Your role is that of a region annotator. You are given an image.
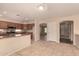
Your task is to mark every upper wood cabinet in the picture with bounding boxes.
[26,24,34,30]
[23,24,27,29]
[7,22,16,27]
[8,22,23,29]
[0,21,7,29]
[0,21,34,29]
[0,21,22,29]
[22,24,34,30]
[16,23,23,29]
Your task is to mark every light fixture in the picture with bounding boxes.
[0,11,7,17]
[39,5,44,11]
[3,11,7,14]
[38,3,47,11]
[0,14,2,16]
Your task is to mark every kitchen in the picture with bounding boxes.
[0,20,34,39]
[0,20,34,55]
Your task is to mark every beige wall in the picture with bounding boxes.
[32,19,59,42]
[47,22,59,42]
[51,15,79,45]
[33,15,79,46]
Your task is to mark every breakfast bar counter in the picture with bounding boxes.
[0,34,31,56]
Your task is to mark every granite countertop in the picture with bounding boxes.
[0,33,31,39]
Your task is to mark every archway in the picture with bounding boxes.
[40,23,47,40]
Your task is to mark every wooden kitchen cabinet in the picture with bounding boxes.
[0,21,22,29]
[0,21,34,29]
[16,23,23,29]
[7,22,16,27]
[21,24,34,30]
[7,22,22,29]
[23,24,27,29]
[26,24,34,30]
[0,21,7,29]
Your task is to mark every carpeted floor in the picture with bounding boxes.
[11,40,79,56]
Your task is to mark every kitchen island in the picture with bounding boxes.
[0,34,31,56]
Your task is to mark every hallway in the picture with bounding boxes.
[11,40,79,56]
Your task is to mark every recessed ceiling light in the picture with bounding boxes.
[39,5,44,11]
[3,11,7,14]
[38,3,47,11]
[0,14,2,16]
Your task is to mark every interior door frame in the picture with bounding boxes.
[59,20,74,44]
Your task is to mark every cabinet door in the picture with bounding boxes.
[27,24,34,30]
[23,24,27,29]
[16,24,22,29]
[8,22,16,27]
[0,21,7,29]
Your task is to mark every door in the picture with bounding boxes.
[60,21,73,44]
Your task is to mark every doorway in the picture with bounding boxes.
[60,21,73,44]
[40,23,47,40]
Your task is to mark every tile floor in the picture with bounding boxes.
[10,40,79,56]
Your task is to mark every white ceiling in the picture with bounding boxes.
[0,3,79,21]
